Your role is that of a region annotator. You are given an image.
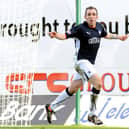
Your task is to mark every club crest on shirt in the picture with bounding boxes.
[86,31,91,35]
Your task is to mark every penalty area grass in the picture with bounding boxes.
[0,125,128,129]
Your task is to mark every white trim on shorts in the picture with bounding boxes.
[73,59,96,81]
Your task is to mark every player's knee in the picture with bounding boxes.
[69,79,82,93]
[94,79,102,90]
[68,86,79,94]
[97,82,102,90]
[93,81,102,93]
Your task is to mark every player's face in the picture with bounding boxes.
[85,9,98,28]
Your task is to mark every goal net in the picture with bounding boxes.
[0,0,40,126]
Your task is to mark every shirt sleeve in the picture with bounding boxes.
[65,25,81,39]
[101,24,108,37]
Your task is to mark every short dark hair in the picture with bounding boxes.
[85,6,98,16]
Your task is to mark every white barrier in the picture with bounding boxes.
[0,0,129,96]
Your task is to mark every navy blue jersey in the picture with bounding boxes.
[65,21,107,64]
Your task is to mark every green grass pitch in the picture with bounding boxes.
[0,125,128,129]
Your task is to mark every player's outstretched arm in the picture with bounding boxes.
[48,32,67,40]
[104,33,129,41]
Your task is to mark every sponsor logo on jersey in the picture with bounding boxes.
[88,37,100,44]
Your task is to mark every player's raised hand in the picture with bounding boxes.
[48,32,57,38]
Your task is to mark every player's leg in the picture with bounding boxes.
[50,79,82,110]
[45,73,83,124]
[88,73,103,125]
[75,60,103,125]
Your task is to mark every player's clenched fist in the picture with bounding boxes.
[48,32,57,38]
